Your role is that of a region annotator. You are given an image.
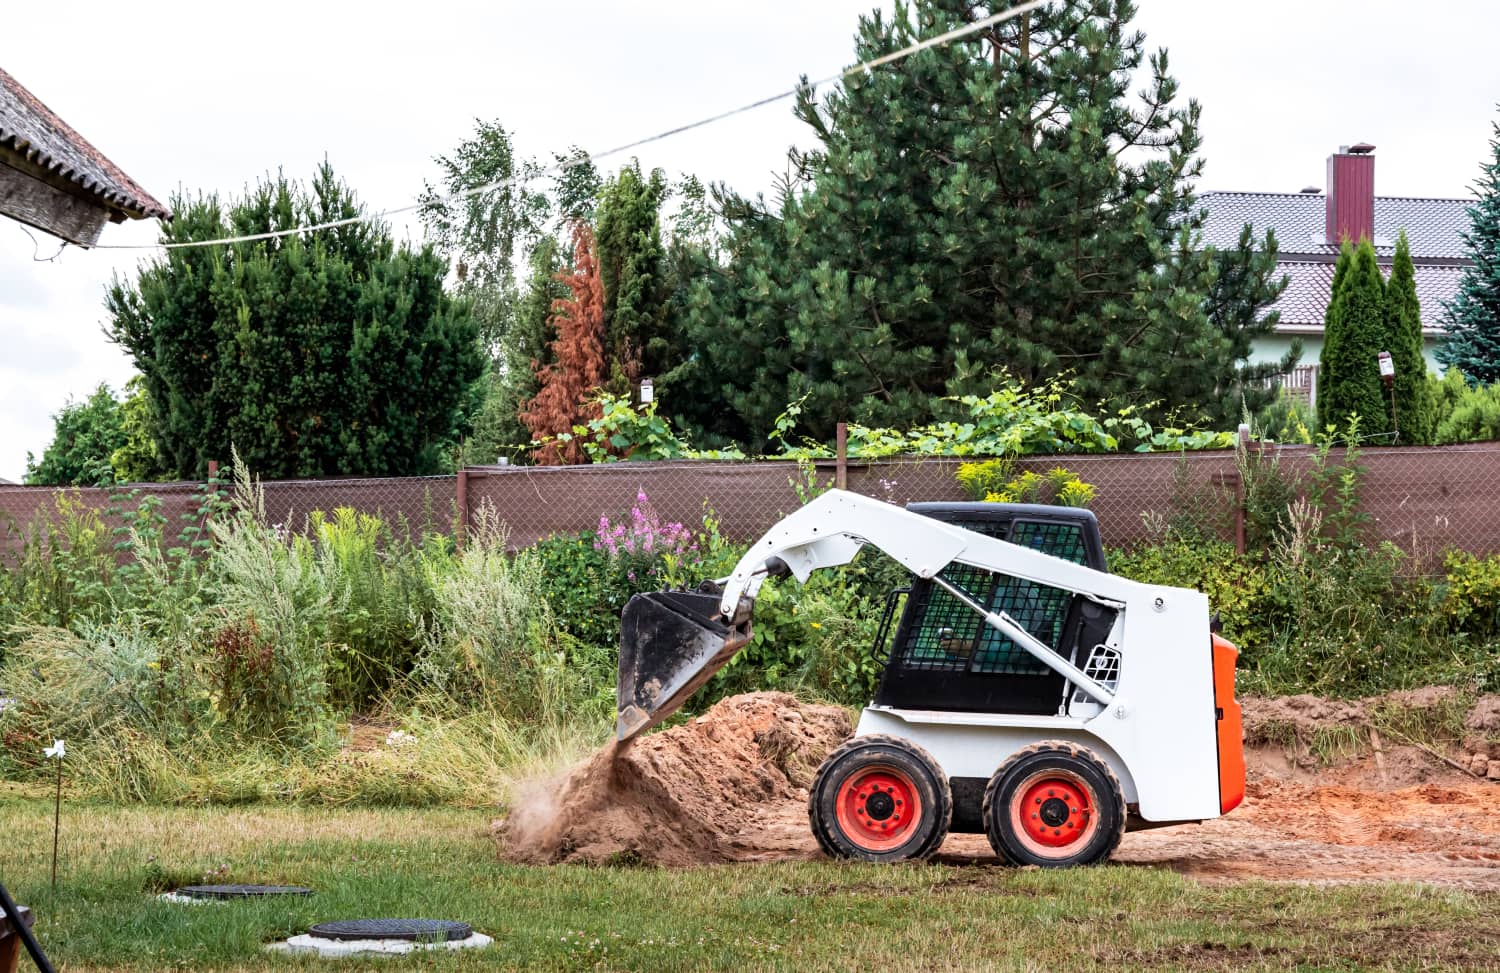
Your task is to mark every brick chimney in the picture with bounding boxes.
[1325,143,1376,245]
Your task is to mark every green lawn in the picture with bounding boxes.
[1,794,1495,972]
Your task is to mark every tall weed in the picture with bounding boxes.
[415,506,601,722]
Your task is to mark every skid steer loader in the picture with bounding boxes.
[616,490,1245,866]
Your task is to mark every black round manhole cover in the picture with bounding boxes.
[176,884,313,900]
[308,919,473,942]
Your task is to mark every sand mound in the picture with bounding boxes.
[494,692,851,866]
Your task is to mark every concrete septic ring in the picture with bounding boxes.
[158,884,313,905]
[270,918,492,957]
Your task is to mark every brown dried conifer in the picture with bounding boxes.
[521,222,606,464]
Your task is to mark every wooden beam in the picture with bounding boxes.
[0,160,109,246]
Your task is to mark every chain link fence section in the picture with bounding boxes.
[0,476,458,563]
[0,481,212,563]
[465,461,818,548]
[5,444,1500,566]
[464,455,1191,549]
[258,475,458,541]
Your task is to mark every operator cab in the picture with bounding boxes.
[870,502,1117,718]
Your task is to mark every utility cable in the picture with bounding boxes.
[94,1,1048,252]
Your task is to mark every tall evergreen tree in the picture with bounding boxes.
[1385,230,1432,442]
[1439,118,1500,384]
[108,164,483,479]
[680,0,1285,448]
[1317,242,1354,430]
[594,161,673,386]
[1318,240,1391,434]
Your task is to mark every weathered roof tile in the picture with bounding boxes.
[0,66,169,221]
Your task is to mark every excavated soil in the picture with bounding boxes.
[494,690,1500,889]
[495,692,850,866]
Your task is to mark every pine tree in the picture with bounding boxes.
[521,224,607,464]
[1205,225,1297,413]
[1439,118,1500,384]
[680,0,1286,447]
[1385,230,1432,442]
[108,163,483,479]
[1318,240,1391,435]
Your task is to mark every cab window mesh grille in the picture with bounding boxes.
[899,565,1067,676]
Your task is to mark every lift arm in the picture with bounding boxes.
[616,490,1129,741]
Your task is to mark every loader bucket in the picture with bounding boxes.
[617,590,753,742]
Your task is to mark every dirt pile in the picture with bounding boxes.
[494,692,851,866]
[1242,688,1500,785]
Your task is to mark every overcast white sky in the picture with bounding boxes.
[3,0,1498,482]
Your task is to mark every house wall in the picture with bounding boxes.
[1250,333,1444,374]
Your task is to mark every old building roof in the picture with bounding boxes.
[1200,191,1469,260]
[1268,260,1464,334]
[0,66,169,221]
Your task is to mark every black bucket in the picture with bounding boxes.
[616,590,752,741]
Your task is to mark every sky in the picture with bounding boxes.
[2,0,1499,482]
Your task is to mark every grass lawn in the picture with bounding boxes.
[1,793,1496,972]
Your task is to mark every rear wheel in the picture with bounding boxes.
[983,741,1125,867]
[809,734,951,862]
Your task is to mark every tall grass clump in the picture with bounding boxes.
[415,504,606,724]
[312,507,433,709]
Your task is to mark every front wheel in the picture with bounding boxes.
[808,734,951,862]
[982,741,1125,867]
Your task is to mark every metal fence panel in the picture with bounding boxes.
[5,444,1500,567]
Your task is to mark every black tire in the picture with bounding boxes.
[807,734,952,863]
[982,741,1125,867]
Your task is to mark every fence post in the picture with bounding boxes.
[1234,424,1251,556]
[455,468,469,549]
[835,423,848,491]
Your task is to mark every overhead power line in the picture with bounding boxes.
[95,0,1048,252]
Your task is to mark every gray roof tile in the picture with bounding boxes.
[0,66,169,221]
[1270,260,1463,333]
[1201,191,1469,260]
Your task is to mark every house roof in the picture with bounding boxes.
[1200,191,1469,260]
[1269,260,1464,334]
[0,66,169,221]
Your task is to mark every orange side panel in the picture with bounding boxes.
[1211,634,1246,814]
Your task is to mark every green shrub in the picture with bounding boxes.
[955,458,1015,500]
[1251,391,1314,445]
[707,568,886,707]
[1432,368,1500,444]
[1432,549,1500,639]
[1109,539,1269,650]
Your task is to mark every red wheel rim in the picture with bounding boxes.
[834,765,923,852]
[1008,769,1098,857]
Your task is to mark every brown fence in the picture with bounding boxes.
[3,444,1500,564]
